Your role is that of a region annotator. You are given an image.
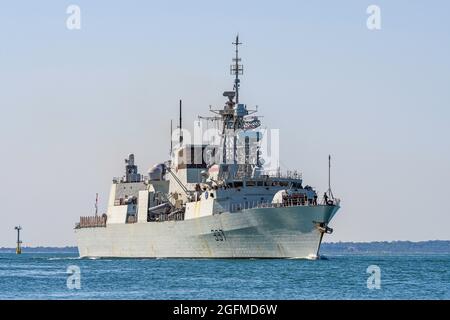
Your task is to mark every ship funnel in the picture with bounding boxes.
[148,163,166,181]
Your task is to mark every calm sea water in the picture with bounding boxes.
[0,253,448,299]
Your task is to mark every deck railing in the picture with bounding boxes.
[227,197,340,213]
[151,212,185,222]
[76,216,107,228]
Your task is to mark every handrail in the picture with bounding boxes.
[76,215,107,228]
[227,198,340,213]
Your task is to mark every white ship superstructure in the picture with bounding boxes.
[75,36,340,259]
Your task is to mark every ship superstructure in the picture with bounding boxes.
[75,36,340,258]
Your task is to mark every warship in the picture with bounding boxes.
[75,36,340,259]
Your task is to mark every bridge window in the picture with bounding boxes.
[292,182,303,189]
[234,181,243,188]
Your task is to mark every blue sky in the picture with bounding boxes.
[0,1,449,246]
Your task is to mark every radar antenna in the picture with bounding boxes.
[231,34,243,104]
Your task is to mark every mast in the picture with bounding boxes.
[327,155,334,199]
[231,35,243,104]
[206,35,255,169]
[95,193,98,217]
[179,100,183,145]
[170,119,173,156]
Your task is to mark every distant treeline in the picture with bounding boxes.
[0,241,449,254]
[0,246,78,253]
[321,240,450,254]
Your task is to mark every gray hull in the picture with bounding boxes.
[75,205,338,259]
